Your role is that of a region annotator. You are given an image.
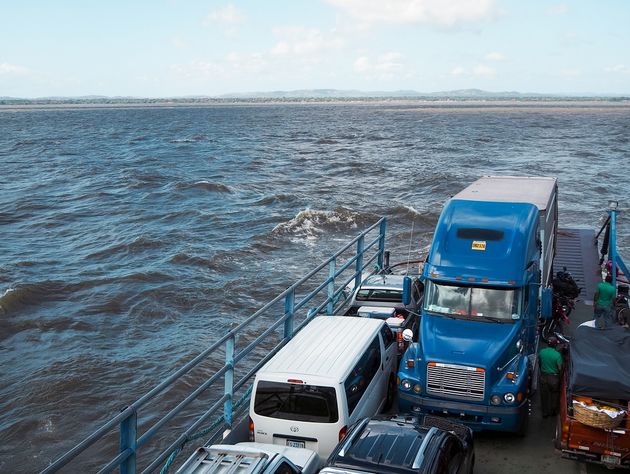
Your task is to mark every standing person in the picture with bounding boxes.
[594,274,616,329]
[539,336,563,418]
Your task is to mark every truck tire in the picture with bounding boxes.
[515,403,530,437]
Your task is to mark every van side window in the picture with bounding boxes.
[381,325,394,349]
[344,337,381,415]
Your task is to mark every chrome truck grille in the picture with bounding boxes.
[426,362,485,401]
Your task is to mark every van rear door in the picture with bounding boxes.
[252,380,342,456]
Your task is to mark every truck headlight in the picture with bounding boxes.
[413,384,422,393]
[401,379,412,390]
[504,392,516,403]
[490,395,501,405]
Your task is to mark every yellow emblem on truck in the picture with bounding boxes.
[472,241,486,251]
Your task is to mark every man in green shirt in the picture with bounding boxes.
[594,274,616,329]
[539,336,563,417]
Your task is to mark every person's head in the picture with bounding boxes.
[606,274,613,283]
[547,336,558,347]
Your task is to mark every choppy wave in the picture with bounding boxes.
[0,282,71,316]
[254,193,296,205]
[271,208,371,240]
[175,181,232,192]
[169,134,208,143]
[2,103,630,472]
[86,236,165,259]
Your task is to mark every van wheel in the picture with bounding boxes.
[384,374,396,412]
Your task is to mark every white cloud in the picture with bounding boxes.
[204,4,245,25]
[559,68,580,78]
[353,52,405,80]
[450,66,466,77]
[0,62,31,77]
[473,64,495,77]
[327,0,497,28]
[271,27,344,57]
[485,52,505,62]
[605,64,630,75]
[546,4,569,16]
[171,36,187,49]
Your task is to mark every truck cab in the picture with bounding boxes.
[398,176,558,434]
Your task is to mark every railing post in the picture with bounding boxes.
[224,330,235,428]
[610,209,617,292]
[284,289,295,340]
[354,236,364,291]
[377,218,387,270]
[327,258,336,315]
[120,409,137,474]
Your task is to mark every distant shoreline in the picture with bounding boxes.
[2,97,630,112]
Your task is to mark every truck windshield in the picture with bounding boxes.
[423,281,520,322]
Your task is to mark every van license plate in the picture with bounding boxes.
[286,440,305,448]
[602,455,620,465]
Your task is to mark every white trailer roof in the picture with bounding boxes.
[453,176,557,211]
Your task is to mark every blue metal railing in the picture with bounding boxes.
[41,218,387,474]
[598,208,630,291]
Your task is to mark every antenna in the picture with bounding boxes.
[406,220,415,275]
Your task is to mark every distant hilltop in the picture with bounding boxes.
[1,89,629,106]
[217,88,563,99]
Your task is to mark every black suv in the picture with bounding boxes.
[321,414,474,474]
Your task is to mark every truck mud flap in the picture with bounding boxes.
[528,353,539,394]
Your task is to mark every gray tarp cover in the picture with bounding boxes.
[570,324,630,400]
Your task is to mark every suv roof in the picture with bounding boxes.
[360,274,408,290]
[326,415,472,474]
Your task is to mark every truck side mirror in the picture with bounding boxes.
[402,329,414,342]
[402,276,412,306]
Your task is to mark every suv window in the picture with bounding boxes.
[344,337,381,415]
[272,461,299,474]
[433,438,464,474]
[356,289,402,303]
[381,325,394,349]
[254,381,339,422]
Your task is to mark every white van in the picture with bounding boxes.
[248,316,398,459]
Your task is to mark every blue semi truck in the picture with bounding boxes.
[398,176,558,434]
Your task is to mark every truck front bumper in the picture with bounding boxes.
[398,391,527,433]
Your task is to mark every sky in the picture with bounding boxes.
[1,0,629,98]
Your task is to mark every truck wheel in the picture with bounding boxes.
[384,374,396,411]
[516,405,530,437]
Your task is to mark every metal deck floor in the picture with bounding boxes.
[555,227,600,304]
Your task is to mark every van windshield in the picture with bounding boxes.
[254,381,339,423]
[423,281,520,322]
